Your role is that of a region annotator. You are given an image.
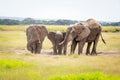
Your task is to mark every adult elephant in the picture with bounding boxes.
[59,18,106,55]
[48,31,66,55]
[26,25,48,54]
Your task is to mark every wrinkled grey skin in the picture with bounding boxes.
[48,31,66,55]
[26,25,48,54]
[60,18,106,55]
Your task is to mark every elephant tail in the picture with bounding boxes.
[100,33,106,44]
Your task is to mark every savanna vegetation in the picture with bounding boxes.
[0,25,120,80]
[0,18,120,26]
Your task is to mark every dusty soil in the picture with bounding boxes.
[97,51,120,56]
[36,50,120,57]
[13,49,120,57]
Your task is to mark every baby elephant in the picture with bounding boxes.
[47,31,66,55]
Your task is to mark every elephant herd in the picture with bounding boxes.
[26,18,106,55]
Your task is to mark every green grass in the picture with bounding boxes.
[0,25,120,80]
[0,25,27,31]
[0,31,26,53]
[0,31,120,53]
[102,26,120,32]
[0,25,120,32]
[0,59,31,69]
[0,56,40,80]
[0,54,120,80]
[0,25,67,32]
[47,72,120,80]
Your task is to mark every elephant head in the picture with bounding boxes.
[60,23,90,45]
[59,23,90,54]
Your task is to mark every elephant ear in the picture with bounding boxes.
[62,32,66,38]
[47,32,56,43]
[75,25,90,41]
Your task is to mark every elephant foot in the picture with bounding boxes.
[53,53,57,55]
[78,53,82,55]
[86,53,89,56]
[78,51,82,55]
[91,51,97,55]
[63,51,67,55]
[86,52,90,55]
[70,52,74,55]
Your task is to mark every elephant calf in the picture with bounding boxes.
[47,31,66,55]
[26,25,48,54]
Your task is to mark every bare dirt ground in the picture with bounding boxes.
[40,50,120,57]
[97,51,120,56]
[13,49,120,57]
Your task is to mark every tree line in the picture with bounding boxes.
[0,18,120,26]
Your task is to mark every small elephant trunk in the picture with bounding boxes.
[59,31,69,45]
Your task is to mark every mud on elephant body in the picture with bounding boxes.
[60,18,106,55]
[26,25,48,54]
[48,31,66,55]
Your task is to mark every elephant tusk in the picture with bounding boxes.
[59,41,64,45]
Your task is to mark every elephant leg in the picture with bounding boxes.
[31,42,37,54]
[53,44,57,55]
[36,42,41,54]
[29,44,33,53]
[78,39,86,55]
[63,43,67,55]
[86,42,92,55]
[91,35,100,55]
[27,42,33,53]
[58,45,62,55]
[71,39,77,54]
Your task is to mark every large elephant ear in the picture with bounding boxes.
[76,25,90,41]
[62,32,66,38]
[47,32,56,43]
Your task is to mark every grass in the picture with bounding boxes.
[0,31,26,53]
[0,25,67,32]
[0,31,120,53]
[0,53,120,80]
[47,72,120,80]
[0,25,120,32]
[102,26,120,32]
[0,25,120,80]
[0,55,40,80]
[0,59,31,69]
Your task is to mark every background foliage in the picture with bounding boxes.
[0,18,120,26]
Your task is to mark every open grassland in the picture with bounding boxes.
[0,25,120,80]
[0,31,120,53]
[0,25,120,32]
[0,53,120,80]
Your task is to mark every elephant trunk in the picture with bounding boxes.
[59,30,70,45]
